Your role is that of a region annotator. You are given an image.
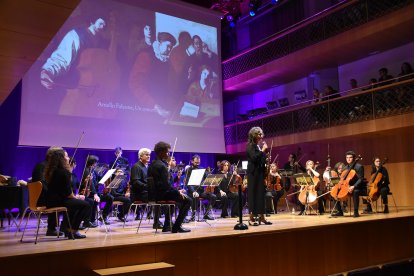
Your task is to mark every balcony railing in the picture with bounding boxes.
[224,77,414,145]
[222,0,413,80]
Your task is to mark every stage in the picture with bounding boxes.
[1,207,413,276]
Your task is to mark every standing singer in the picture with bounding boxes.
[246,127,272,226]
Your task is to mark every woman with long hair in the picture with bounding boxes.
[45,148,91,239]
[246,127,272,226]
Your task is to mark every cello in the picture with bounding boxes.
[298,161,319,206]
[330,155,362,201]
[368,157,388,202]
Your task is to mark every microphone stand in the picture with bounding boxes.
[234,170,248,230]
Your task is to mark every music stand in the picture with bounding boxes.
[202,174,224,188]
[107,175,126,190]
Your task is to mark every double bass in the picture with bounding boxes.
[330,155,362,201]
[368,157,388,202]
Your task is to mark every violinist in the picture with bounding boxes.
[69,159,80,193]
[246,127,272,226]
[216,160,239,218]
[148,141,192,233]
[185,154,216,221]
[363,157,390,214]
[110,147,130,174]
[265,163,284,215]
[80,155,113,225]
[130,148,163,228]
[332,151,364,218]
[109,168,132,222]
[31,146,63,236]
[45,148,91,239]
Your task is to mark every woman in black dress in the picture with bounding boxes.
[45,148,91,239]
[246,127,272,226]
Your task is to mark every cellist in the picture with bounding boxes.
[332,151,365,218]
[363,157,390,214]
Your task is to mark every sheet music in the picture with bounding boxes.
[99,169,116,184]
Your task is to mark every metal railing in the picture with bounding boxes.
[224,77,414,145]
[222,0,413,80]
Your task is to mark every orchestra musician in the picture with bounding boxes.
[246,127,272,226]
[108,168,132,222]
[148,141,192,233]
[304,160,325,215]
[31,146,64,236]
[363,157,390,214]
[332,151,365,218]
[185,154,216,221]
[45,148,91,239]
[216,160,239,218]
[130,148,163,229]
[283,153,305,209]
[80,155,113,225]
[110,147,130,173]
[265,163,284,215]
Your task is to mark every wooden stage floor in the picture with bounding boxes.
[1,207,414,275]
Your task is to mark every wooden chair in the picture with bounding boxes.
[20,181,73,244]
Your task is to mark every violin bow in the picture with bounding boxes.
[69,131,85,164]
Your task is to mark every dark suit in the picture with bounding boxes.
[148,158,192,229]
[130,161,149,202]
[246,143,266,215]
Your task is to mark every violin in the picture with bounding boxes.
[330,155,362,201]
[368,157,388,202]
[229,174,243,193]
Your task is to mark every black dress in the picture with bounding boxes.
[246,143,266,215]
[47,168,91,231]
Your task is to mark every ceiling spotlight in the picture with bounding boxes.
[249,0,262,17]
[226,14,234,22]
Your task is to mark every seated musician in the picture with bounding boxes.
[110,147,130,174]
[283,153,305,210]
[332,151,364,218]
[130,148,163,228]
[215,160,238,218]
[69,159,80,193]
[332,162,348,213]
[80,155,113,225]
[184,154,216,221]
[108,168,132,222]
[364,157,390,214]
[45,148,91,239]
[265,163,284,215]
[148,141,192,233]
[301,160,324,215]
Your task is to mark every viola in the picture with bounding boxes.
[330,155,362,201]
[229,174,243,193]
[368,158,388,202]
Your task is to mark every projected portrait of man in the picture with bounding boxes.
[40,16,107,90]
[129,31,177,118]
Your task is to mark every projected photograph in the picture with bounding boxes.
[21,0,225,153]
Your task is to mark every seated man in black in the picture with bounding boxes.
[184,154,216,221]
[332,151,365,218]
[80,155,113,225]
[148,141,192,233]
[108,168,132,222]
[130,148,162,228]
